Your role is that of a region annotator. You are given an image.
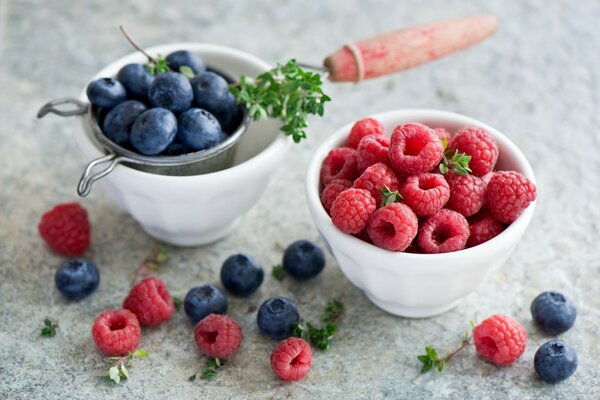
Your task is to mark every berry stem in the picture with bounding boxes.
[441,334,472,364]
[119,25,155,63]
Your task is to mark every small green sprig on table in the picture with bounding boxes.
[417,320,475,373]
[40,318,58,337]
[293,298,345,350]
[271,264,285,281]
[104,349,148,384]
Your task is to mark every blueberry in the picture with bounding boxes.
[184,284,228,324]
[177,108,222,151]
[534,340,578,383]
[530,291,577,335]
[117,63,154,100]
[148,72,193,113]
[130,108,177,155]
[257,296,300,340]
[166,50,206,75]
[220,254,264,297]
[213,92,244,133]
[86,77,127,109]
[161,139,192,156]
[283,240,325,280]
[55,258,100,301]
[190,72,230,115]
[102,100,147,147]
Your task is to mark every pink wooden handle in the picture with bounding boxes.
[324,15,498,82]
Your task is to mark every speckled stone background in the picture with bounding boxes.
[1,0,599,399]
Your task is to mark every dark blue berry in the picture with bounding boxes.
[117,63,154,100]
[148,72,193,113]
[161,139,192,156]
[530,291,576,335]
[102,100,147,147]
[257,296,300,340]
[55,258,100,301]
[166,50,206,75]
[130,108,177,155]
[190,72,230,115]
[534,340,578,383]
[184,284,228,324]
[177,108,222,151]
[220,254,264,297]
[86,78,127,109]
[283,240,325,280]
[213,92,244,133]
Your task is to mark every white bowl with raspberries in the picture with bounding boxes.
[306,109,537,318]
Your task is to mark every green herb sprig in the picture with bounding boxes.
[40,318,58,337]
[438,137,472,175]
[293,298,344,350]
[271,264,285,281]
[379,186,403,207]
[104,349,148,384]
[120,25,169,76]
[189,358,225,381]
[172,296,183,311]
[417,321,475,373]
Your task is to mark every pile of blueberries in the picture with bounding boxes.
[86,50,244,156]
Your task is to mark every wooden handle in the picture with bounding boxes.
[324,15,498,82]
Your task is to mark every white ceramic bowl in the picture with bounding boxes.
[306,109,536,318]
[76,43,290,246]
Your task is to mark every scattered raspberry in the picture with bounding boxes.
[91,309,141,356]
[320,147,358,186]
[123,277,175,326]
[366,203,418,251]
[353,163,399,206]
[434,127,452,143]
[445,171,487,217]
[467,215,505,247]
[321,179,352,213]
[347,117,385,149]
[473,314,527,366]
[330,188,376,234]
[357,134,390,173]
[270,337,312,381]
[400,173,450,216]
[417,209,469,253]
[194,314,243,359]
[389,122,444,175]
[450,127,498,176]
[485,171,537,224]
[38,202,90,256]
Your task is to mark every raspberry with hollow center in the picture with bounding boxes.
[330,188,376,234]
[357,134,390,173]
[321,179,352,213]
[366,203,418,251]
[417,209,470,253]
[320,147,358,186]
[485,171,537,224]
[270,337,313,381]
[389,122,444,175]
[473,314,527,366]
[400,173,450,216]
[91,309,141,356]
[347,117,385,149]
[38,202,91,256]
[123,277,175,326]
[353,163,399,206]
[445,171,487,217]
[449,127,498,176]
[194,314,243,359]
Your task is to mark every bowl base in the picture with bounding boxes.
[141,218,240,247]
[364,291,465,318]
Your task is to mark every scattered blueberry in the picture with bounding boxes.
[54,258,100,301]
[531,291,577,335]
[148,72,193,113]
[220,254,264,297]
[117,63,154,100]
[184,284,228,324]
[86,77,127,109]
[534,340,578,383]
[102,100,147,147]
[166,50,206,75]
[177,108,222,151]
[213,92,244,133]
[130,108,177,155]
[283,240,325,280]
[190,72,230,115]
[257,296,300,340]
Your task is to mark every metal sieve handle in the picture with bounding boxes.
[37,97,88,118]
[77,153,122,197]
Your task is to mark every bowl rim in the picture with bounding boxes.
[306,108,537,262]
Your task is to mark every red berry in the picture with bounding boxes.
[366,203,418,251]
[485,171,537,224]
[91,309,141,356]
[347,117,385,149]
[330,188,376,234]
[389,122,443,175]
[38,202,90,256]
[473,314,527,366]
[123,277,175,327]
[467,215,505,247]
[450,127,498,176]
[434,127,451,142]
[353,163,399,206]
[321,179,352,213]
[357,134,390,173]
[270,337,312,381]
[320,147,358,186]
[445,171,487,217]
[400,173,450,216]
[417,209,469,253]
[194,314,243,359]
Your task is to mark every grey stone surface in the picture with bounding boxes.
[0,0,599,398]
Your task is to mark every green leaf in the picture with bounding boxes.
[155,247,169,264]
[272,264,285,281]
[322,298,344,325]
[420,361,433,373]
[134,349,148,359]
[379,186,403,207]
[292,322,305,338]
[437,360,445,372]
[41,318,58,337]
[172,296,182,311]
[439,163,449,174]
[179,66,195,79]
[109,366,120,384]
[417,355,430,364]
[119,365,129,380]
[441,136,448,150]
[200,358,225,380]
[425,346,438,362]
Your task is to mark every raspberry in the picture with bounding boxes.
[434,127,451,142]
[366,203,418,251]
[320,147,358,186]
[445,171,487,217]
[450,127,498,176]
[400,173,450,216]
[356,134,390,173]
[417,209,469,253]
[91,309,141,356]
[353,163,399,206]
[194,314,243,359]
[270,337,312,381]
[330,188,376,234]
[38,202,90,256]
[485,171,537,224]
[467,215,505,247]
[123,277,175,326]
[320,179,352,213]
[347,117,385,149]
[473,314,527,366]
[389,122,443,175]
